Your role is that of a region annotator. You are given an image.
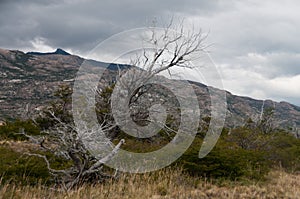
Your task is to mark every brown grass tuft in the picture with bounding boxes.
[1,168,300,199]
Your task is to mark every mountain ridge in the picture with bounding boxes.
[0,48,299,131]
[27,48,71,56]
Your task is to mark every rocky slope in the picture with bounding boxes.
[0,48,299,130]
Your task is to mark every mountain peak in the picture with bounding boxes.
[27,48,71,56]
[54,48,70,55]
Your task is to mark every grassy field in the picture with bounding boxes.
[1,125,300,199]
[1,168,300,199]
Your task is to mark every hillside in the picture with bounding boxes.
[0,48,299,130]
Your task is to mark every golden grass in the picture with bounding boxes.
[1,168,300,199]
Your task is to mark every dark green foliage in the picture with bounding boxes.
[177,110,297,180]
[266,131,300,170]
[178,137,269,181]
[177,119,300,181]
[0,145,72,185]
[0,120,40,140]
[225,127,271,150]
[0,146,50,185]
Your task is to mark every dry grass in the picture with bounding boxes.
[1,168,300,199]
[0,140,39,153]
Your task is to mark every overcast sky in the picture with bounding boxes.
[0,0,299,106]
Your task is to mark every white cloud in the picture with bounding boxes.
[30,37,55,52]
[218,63,300,105]
[267,75,300,99]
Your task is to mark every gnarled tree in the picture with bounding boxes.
[24,21,207,190]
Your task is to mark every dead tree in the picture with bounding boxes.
[24,20,207,190]
[110,20,207,137]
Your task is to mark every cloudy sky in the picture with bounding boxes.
[0,0,299,106]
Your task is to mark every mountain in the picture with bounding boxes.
[27,48,71,56]
[0,48,299,131]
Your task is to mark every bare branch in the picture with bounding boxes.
[84,139,125,174]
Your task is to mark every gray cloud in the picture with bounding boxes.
[0,0,228,52]
[0,0,299,105]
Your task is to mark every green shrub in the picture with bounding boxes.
[0,145,72,185]
[0,120,40,140]
[266,131,300,171]
[0,146,50,185]
[178,137,269,181]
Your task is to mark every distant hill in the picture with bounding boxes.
[0,48,299,131]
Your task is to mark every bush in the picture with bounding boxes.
[0,146,50,185]
[177,137,269,181]
[266,131,300,171]
[0,120,40,140]
[0,144,72,186]
[177,126,300,181]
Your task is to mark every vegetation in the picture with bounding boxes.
[2,22,211,191]
[1,81,300,189]
[177,114,300,181]
[0,105,300,199]
[1,168,300,198]
[0,143,70,185]
[1,100,300,187]
[0,119,40,140]
[0,145,50,185]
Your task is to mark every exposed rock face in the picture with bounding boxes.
[0,48,299,130]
